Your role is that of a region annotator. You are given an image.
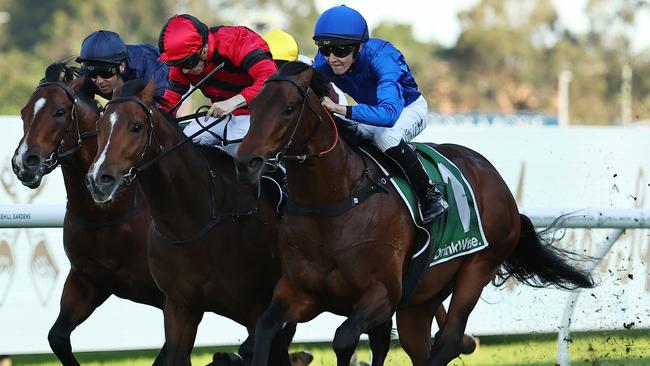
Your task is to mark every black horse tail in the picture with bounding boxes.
[494,214,595,290]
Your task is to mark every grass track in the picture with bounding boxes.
[9,329,650,366]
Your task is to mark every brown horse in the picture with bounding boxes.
[234,62,594,366]
[11,63,169,365]
[84,79,295,366]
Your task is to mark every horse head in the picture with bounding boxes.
[85,79,165,206]
[12,62,100,188]
[235,61,336,185]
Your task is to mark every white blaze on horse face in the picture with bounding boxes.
[89,111,119,179]
[14,97,48,170]
[33,97,46,119]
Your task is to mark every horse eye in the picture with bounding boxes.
[54,107,66,118]
[283,106,295,116]
[132,122,143,132]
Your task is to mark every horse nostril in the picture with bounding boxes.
[100,174,116,186]
[25,154,41,168]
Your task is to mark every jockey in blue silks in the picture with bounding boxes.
[76,30,174,110]
[312,5,447,223]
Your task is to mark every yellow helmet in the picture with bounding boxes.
[262,29,299,62]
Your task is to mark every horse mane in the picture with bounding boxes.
[40,58,103,114]
[275,61,329,99]
[42,57,81,84]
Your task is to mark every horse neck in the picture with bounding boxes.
[285,114,365,206]
[135,117,220,237]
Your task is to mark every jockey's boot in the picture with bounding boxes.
[385,140,447,224]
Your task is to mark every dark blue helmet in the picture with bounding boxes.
[313,5,369,46]
[76,30,127,64]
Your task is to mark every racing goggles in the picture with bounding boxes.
[165,52,201,69]
[318,45,356,58]
[83,63,119,79]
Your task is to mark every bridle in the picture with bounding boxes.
[105,96,156,186]
[262,73,389,217]
[102,96,256,245]
[106,97,229,186]
[35,82,98,173]
[263,74,339,165]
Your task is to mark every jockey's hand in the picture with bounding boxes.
[321,96,346,115]
[206,94,246,121]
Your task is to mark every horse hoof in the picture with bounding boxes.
[461,334,479,354]
[211,352,243,366]
[290,350,314,366]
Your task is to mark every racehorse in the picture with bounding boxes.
[84,79,294,366]
[234,62,594,366]
[11,62,169,365]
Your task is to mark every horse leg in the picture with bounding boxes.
[433,305,477,355]
[426,263,496,366]
[152,343,168,366]
[366,318,392,366]
[48,270,110,366]
[164,299,203,366]
[395,300,439,366]
[252,279,317,366]
[332,286,393,366]
[266,325,293,366]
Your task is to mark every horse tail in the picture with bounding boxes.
[494,214,595,290]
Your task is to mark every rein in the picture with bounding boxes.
[105,97,226,186]
[104,96,257,245]
[262,74,388,216]
[35,82,143,229]
[37,82,98,173]
[263,76,339,164]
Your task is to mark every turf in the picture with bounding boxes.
[8,329,650,366]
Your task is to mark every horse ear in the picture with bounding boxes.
[68,75,86,93]
[140,79,156,103]
[113,80,123,98]
[295,67,314,91]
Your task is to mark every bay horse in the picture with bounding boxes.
[234,62,594,366]
[84,79,294,366]
[11,63,169,365]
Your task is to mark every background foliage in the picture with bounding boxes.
[1,0,649,124]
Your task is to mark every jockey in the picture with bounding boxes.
[76,30,173,109]
[262,29,347,105]
[312,5,447,223]
[158,14,277,157]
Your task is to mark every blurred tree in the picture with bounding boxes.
[0,0,176,114]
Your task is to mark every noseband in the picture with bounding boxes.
[263,75,338,163]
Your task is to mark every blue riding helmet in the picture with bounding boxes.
[76,30,127,64]
[313,5,369,46]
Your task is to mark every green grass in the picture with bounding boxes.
[9,329,650,366]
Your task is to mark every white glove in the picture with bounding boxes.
[206,94,246,120]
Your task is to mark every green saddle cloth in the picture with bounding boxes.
[363,143,489,267]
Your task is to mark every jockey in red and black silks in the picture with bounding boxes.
[158,14,277,157]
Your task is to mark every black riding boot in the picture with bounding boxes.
[385,140,447,223]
